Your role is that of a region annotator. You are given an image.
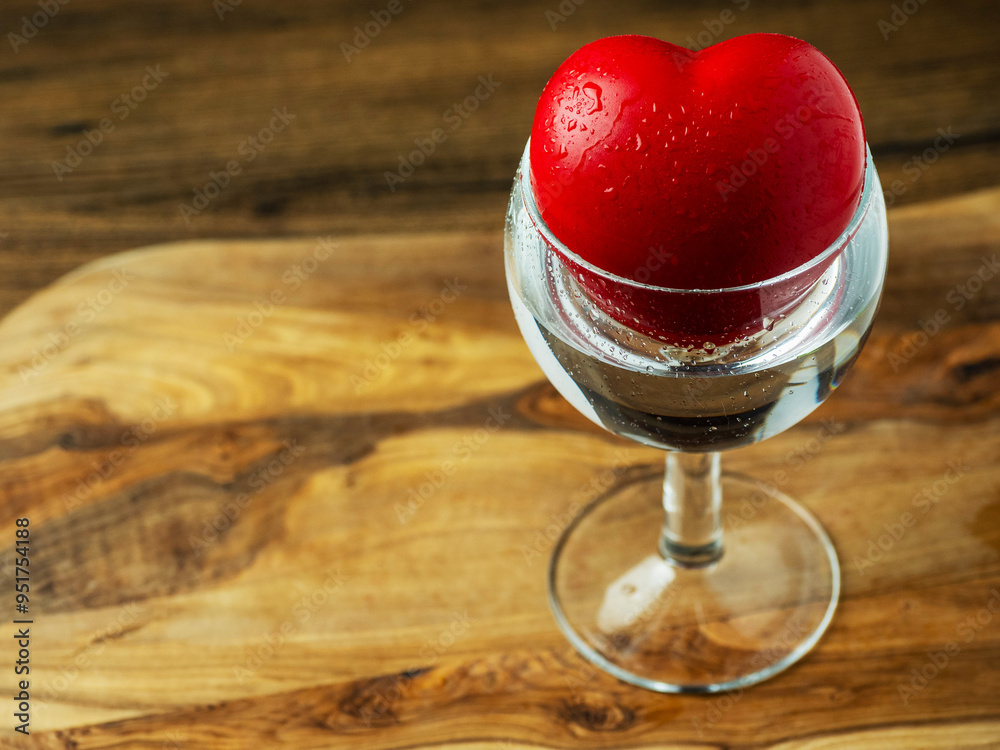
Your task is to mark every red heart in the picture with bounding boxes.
[529,33,865,346]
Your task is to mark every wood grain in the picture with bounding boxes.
[1,183,999,747]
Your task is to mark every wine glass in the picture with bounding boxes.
[504,139,888,693]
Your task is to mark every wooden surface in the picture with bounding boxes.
[0,187,998,747]
[1,0,999,748]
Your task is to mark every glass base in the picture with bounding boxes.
[549,469,839,694]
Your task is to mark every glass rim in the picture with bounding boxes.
[519,138,874,295]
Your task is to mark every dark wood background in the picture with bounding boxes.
[2,1,1000,748]
[1,0,998,317]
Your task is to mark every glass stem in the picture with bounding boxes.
[659,451,723,568]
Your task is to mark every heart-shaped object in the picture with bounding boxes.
[529,33,866,346]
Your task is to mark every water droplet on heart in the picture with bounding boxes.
[652,102,658,113]
[582,82,603,114]
[556,144,568,159]
[567,119,577,131]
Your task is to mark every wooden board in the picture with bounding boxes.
[1,186,999,748]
